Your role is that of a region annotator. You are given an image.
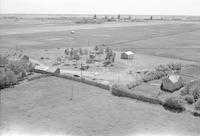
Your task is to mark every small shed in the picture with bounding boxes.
[161,74,184,93]
[121,51,134,59]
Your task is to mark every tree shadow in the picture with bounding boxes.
[163,105,184,113]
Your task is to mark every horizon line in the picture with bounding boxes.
[0,13,200,17]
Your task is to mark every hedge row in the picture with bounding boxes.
[111,85,162,105]
[0,70,18,89]
[163,97,186,111]
[58,74,110,91]
[34,68,160,104]
[27,74,51,81]
[33,68,110,91]
[33,68,200,116]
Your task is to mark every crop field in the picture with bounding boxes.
[1,21,200,62]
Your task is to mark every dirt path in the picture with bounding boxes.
[1,77,200,136]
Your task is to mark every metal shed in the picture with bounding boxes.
[121,51,134,59]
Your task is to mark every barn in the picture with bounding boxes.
[121,51,134,59]
[161,74,184,93]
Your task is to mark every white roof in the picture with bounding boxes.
[168,75,180,83]
[124,51,134,55]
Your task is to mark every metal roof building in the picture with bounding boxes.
[120,51,134,59]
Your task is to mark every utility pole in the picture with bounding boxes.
[16,38,18,52]
[69,86,74,101]
[81,61,83,79]
[118,68,120,85]
[88,39,90,47]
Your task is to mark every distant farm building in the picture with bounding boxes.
[121,51,134,59]
[161,74,184,93]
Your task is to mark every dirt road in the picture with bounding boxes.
[1,77,200,136]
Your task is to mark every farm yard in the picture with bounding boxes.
[1,16,200,136]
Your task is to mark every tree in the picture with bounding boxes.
[70,48,74,57]
[112,53,116,62]
[79,48,83,55]
[94,45,99,51]
[93,14,97,19]
[118,14,121,20]
[105,49,113,60]
[65,48,69,55]
[105,47,110,54]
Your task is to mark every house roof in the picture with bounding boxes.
[124,51,134,55]
[168,75,180,83]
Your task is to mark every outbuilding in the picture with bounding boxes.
[121,51,134,59]
[161,74,184,93]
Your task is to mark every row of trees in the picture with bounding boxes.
[93,14,153,20]
[93,14,128,20]
[0,55,33,89]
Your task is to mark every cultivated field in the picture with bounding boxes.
[1,20,200,62]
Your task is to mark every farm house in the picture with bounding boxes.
[121,51,134,59]
[160,74,184,93]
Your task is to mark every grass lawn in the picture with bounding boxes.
[1,76,200,136]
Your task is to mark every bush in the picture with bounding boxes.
[0,56,8,67]
[194,99,200,111]
[192,86,200,101]
[143,70,166,82]
[180,79,200,101]
[7,60,32,75]
[155,64,170,72]
[167,63,181,71]
[0,70,17,89]
[142,63,182,83]
[163,97,185,110]
[184,94,195,104]
[0,55,33,89]
[155,63,181,72]
[86,58,93,64]
[126,80,142,89]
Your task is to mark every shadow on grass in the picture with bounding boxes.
[163,105,184,113]
[193,112,200,117]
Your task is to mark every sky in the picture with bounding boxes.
[0,0,200,15]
